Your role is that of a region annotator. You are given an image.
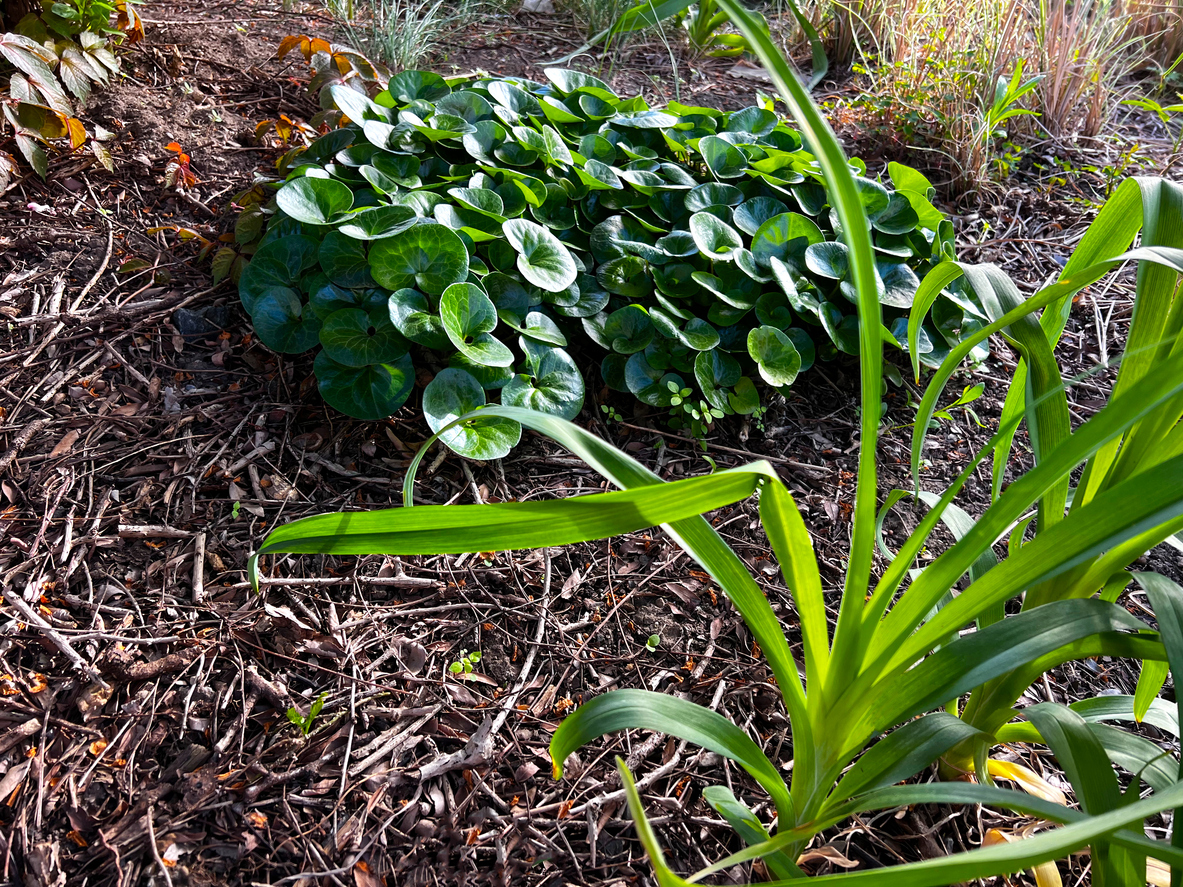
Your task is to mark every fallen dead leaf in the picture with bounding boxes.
[49,430,80,458]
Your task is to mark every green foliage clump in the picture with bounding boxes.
[239,66,984,456]
[0,0,139,186]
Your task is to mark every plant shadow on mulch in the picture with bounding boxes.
[1,2,1180,885]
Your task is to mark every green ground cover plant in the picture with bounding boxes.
[248,2,1183,883]
[239,64,983,456]
[0,0,138,185]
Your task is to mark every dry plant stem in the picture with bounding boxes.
[417,550,553,781]
[0,419,49,474]
[1,585,109,688]
[144,805,173,887]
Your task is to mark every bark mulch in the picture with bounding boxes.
[1,2,1180,885]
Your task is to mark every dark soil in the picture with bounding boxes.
[1,3,1180,886]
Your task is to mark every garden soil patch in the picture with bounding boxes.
[0,2,1179,885]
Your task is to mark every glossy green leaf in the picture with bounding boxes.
[368,222,470,294]
[439,282,514,367]
[276,176,353,225]
[421,368,522,459]
[314,350,414,421]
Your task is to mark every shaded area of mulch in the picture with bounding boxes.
[1,2,1180,885]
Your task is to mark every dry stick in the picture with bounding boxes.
[225,574,440,591]
[417,550,553,781]
[1,586,109,688]
[191,532,207,603]
[0,419,49,474]
[144,805,174,887]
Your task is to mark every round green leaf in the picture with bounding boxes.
[878,260,921,308]
[449,352,514,389]
[276,176,354,225]
[555,274,610,318]
[689,212,743,260]
[728,375,760,414]
[624,351,681,407]
[251,287,322,354]
[319,305,408,367]
[318,230,374,288]
[440,282,514,367]
[870,192,920,235]
[448,187,506,218]
[747,325,802,387]
[501,218,578,292]
[733,196,789,236]
[315,350,415,421]
[685,182,744,212]
[805,241,850,280]
[386,70,450,103]
[751,212,825,269]
[337,205,418,240]
[597,255,653,298]
[545,68,613,96]
[502,347,585,420]
[388,287,451,350]
[604,305,655,354]
[368,223,470,295]
[694,348,741,412]
[422,368,522,459]
[697,135,748,179]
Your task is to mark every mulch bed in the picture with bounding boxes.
[1,2,1180,884]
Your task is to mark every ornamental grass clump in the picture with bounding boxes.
[239,63,983,457]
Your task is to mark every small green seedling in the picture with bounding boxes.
[231,500,241,519]
[286,692,328,736]
[449,650,482,675]
[930,382,986,428]
[601,403,623,423]
[645,634,660,653]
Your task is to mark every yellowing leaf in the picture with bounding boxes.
[987,758,1068,806]
[983,828,1063,887]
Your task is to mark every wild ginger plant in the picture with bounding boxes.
[249,2,1183,881]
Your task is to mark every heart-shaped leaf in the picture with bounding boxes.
[747,325,802,387]
[449,351,515,389]
[336,205,418,240]
[318,230,374,288]
[440,282,514,367]
[685,182,744,212]
[499,309,568,346]
[385,70,450,103]
[502,218,578,292]
[689,212,743,260]
[422,367,521,459]
[878,260,920,308]
[733,196,789,236]
[624,351,681,407]
[604,304,655,354]
[315,350,415,420]
[319,305,407,367]
[697,135,747,178]
[276,176,354,225]
[388,287,451,350]
[597,256,653,298]
[694,348,742,411]
[369,222,470,294]
[251,287,322,354]
[502,347,585,420]
[751,212,824,269]
[870,192,920,235]
[545,68,613,96]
